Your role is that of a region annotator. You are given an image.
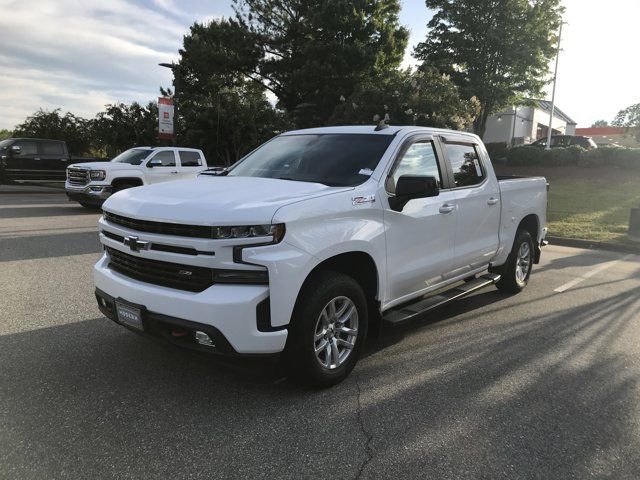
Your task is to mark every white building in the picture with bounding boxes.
[482,99,577,146]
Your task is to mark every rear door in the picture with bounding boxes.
[144,150,180,183]
[382,135,458,303]
[39,140,69,180]
[442,138,501,276]
[177,150,205,180]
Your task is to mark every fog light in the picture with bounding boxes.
[195,331,215,347]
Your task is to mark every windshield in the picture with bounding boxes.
[111,148,153,165]
[227,134,394,186]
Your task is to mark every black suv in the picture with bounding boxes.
[531,135,597,150]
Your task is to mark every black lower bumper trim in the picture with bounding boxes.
[95,288,266,357]
[67,191,106,206]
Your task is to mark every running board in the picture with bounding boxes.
[382,273,501,325]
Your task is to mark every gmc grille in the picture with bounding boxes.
[106,247,214,292]
[67,167,89,185]
[104,211,215,239]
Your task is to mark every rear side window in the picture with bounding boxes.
[445,143,485,187]
[150,151,176,167]
[179,151,202,167]
[41,142,64,155]
[388,140,442,192]
[15,141,37,156]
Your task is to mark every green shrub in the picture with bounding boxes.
[578,149,605,167]
[507,146,544,165]
[609,147,640,169]
[541,147,575,166]
[485,142,509,161]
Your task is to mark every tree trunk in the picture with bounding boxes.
[473,106,491,139]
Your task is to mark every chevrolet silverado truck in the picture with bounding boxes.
[93,126,547,387]
[65,146,208,208]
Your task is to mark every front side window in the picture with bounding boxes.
[227,134,394,187]
[388,140,442,193]
[179,151,202,167]
[150,151,177,167]
[15,141,37,156]
[446,143,485,187]
[111,148,153,165]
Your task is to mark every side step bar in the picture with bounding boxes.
[382,273,501,325]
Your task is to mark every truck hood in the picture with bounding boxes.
[68,161,137,170]
[103,176,352,225]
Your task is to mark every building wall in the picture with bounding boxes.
[483,105,574,145]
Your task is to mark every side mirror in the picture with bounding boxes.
[390,175,439,211]
[9,145,21,156]
[147,158,162,168]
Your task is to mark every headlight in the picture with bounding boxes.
[90,170,106,181]
[215,223,285,242]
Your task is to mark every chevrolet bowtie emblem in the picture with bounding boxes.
[123,236,149,252]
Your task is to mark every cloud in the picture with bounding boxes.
[0,0,230,129]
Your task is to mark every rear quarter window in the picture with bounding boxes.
[445,143,485,188]
[179,151,202,167]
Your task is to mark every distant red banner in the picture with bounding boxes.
[158,97,174,140]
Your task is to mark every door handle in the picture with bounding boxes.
[487,197,500,206]
[439,203,456,214]
[170,171,178,174]
[33,157,41,161]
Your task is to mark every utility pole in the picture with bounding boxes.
[546,22,563,150]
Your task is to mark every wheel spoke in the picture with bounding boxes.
[324,343,332,368]
[314,330,325,341]
[327,300,337,319]
[330,338,340,365]
[338,305,356,323]
[335,300,349,318]
[315,339,328,353]
[336,338,354,350]
[339,325,357,335]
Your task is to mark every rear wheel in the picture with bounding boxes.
[284,271,368,388]
[494,229,534,294]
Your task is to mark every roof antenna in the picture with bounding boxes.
[374,113,390,131]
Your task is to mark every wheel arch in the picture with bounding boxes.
[112,177,144,189]
[517,214,541,263]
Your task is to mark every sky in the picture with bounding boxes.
[0,0,638,130]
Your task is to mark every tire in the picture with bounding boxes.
[494,229,534,294]
[284,270,368,388]
[113,182,138,193]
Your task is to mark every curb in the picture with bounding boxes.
[547,235,640,255]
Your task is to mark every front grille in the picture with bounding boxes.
[106,246,214,292]
[67,167,89,185]
[101,230,214,256]
[104,211,215,239]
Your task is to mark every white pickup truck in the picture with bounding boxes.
[93,126,547,387]
[65,146,208,208]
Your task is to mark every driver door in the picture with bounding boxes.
[382,136,458,305]
[145,150,180,183]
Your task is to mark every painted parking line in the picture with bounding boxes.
[554,253,635,293]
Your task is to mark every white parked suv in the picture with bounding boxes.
[65,147,208,208]
[93,126,548,387]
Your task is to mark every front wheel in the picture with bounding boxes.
[284,271,368,388]
[494,229,534,294]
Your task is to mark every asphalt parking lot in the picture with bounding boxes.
[1,184,639,480]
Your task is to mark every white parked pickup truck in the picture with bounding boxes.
[65,146,208,208]
[93,126,547,387]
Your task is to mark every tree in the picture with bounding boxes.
[591,120,609,128]
[91,102,159,157]
[13,109,92,154]
[177,1,409,130]
[414,0,564,137]
[330,67,479,130]
[612,103,640,128]
[0,129,11,140]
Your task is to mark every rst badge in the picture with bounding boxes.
[352,195,375,206]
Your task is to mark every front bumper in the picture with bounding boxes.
[93,254,288,354]
[65,182,112,205]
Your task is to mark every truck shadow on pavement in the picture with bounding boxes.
[0,231,102,262]
[1,286,639,478]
